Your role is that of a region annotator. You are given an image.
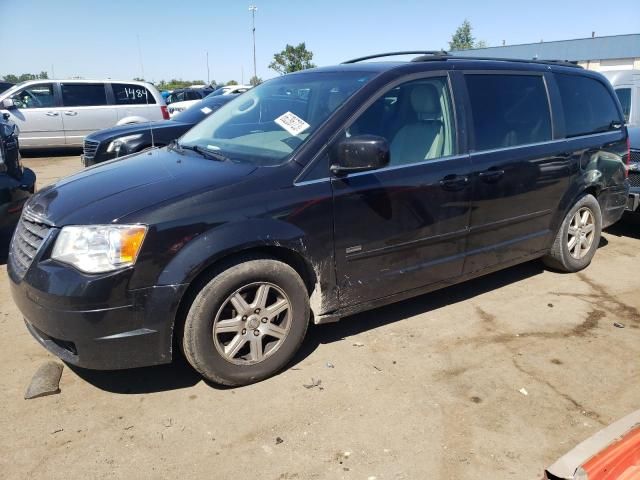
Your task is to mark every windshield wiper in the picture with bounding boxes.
[177,142,231,162]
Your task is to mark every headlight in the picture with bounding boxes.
[52,225,147,273]
[106,134,143,153]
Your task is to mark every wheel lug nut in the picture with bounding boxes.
[242,316,247,321]
[253,330,260,336]
[255,308,260,314]
[261,317,267,323]
[242,328,246,334]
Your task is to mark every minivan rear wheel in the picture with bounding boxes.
[543,194,602,272]
[182,257,310,386]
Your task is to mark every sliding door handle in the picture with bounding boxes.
[478,169,505,182]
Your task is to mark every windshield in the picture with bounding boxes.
[180,71,373,166]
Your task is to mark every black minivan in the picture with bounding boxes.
[8,53,630,386]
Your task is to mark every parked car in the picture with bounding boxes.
[82,94,239,166]
[626,126,640,212]
[603,69,639,126]
[544,409,640,480]
[8,52,629,386]
[0,113,35,249]
[165,88,214,117]
[0,81,14,94]
[0,80,168,149]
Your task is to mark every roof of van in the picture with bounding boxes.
[295,54,592,76]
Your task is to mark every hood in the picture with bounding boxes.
[26,147,257,226]
[86,120,187,143]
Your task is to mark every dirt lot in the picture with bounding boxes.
[1,154,639,479]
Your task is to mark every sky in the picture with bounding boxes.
[1,0,639,85]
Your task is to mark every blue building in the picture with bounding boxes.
[453,33,640,72]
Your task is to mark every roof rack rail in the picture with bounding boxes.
[342,51,448,64]
[428,55,583,69]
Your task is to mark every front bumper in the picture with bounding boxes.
[626,191,639,212]
[9,258,188,370]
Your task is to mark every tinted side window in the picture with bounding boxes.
[10,83,55,109]
[466,74,551,151]
[615,88,631,123]
[556,74,620,137]
[61,83,107,107]
[112,83,156,105]
[347,76,456,166]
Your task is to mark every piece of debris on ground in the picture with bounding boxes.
[24,361,64,400]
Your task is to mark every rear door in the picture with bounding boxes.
[332,73,472,307]
[60,83,117,145]
[462,71,573,274]
[2,82,65,147]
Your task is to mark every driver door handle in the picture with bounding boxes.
[45,111,59,116]
[440,174,469,191]
[63,111,78,116]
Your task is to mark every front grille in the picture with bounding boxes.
[630,149,640,164]
[83,139,100,159]
[9,214,52,278]
[629,171,640,188]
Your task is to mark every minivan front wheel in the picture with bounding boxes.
[182,257,310,386]
[543,194,602,272]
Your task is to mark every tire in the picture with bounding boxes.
[543,194,602,273]
[182,257,310,386]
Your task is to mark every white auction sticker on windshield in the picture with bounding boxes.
[200,106,213,114]
[274,111,310,136]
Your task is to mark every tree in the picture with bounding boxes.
[269,42,316,75]
[132,77,145,82]
[449,20,475,51]
[226,80,238,86]
[2,74,19,83]
[475,40,488,49]
[249,76,262,86]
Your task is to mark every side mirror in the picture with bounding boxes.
[2,112,9,121]
[1,98,16,110]
[330,135,390,175]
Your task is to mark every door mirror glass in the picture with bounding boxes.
[330,135,390,175]
[1,98,15,110]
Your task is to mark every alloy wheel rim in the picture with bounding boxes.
[567,207,595,259]
[213,282,292,365]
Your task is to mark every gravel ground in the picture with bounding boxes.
[1,154,639,479]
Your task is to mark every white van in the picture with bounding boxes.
[0,80,168,149]
[603,70,640,126]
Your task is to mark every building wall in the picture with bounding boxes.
[578,57,640,72]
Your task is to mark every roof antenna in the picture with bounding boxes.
[137,33,155,150]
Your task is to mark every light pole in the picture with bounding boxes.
[249,4,257,84]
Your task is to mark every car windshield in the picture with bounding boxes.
[179,71,373,166]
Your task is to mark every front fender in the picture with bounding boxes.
[156,217,338,317]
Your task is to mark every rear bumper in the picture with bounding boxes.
[9,259,188,370]
[600,184,630,228]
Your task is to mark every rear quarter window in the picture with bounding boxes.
[556,74,621,137]
[112,83,157,105]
